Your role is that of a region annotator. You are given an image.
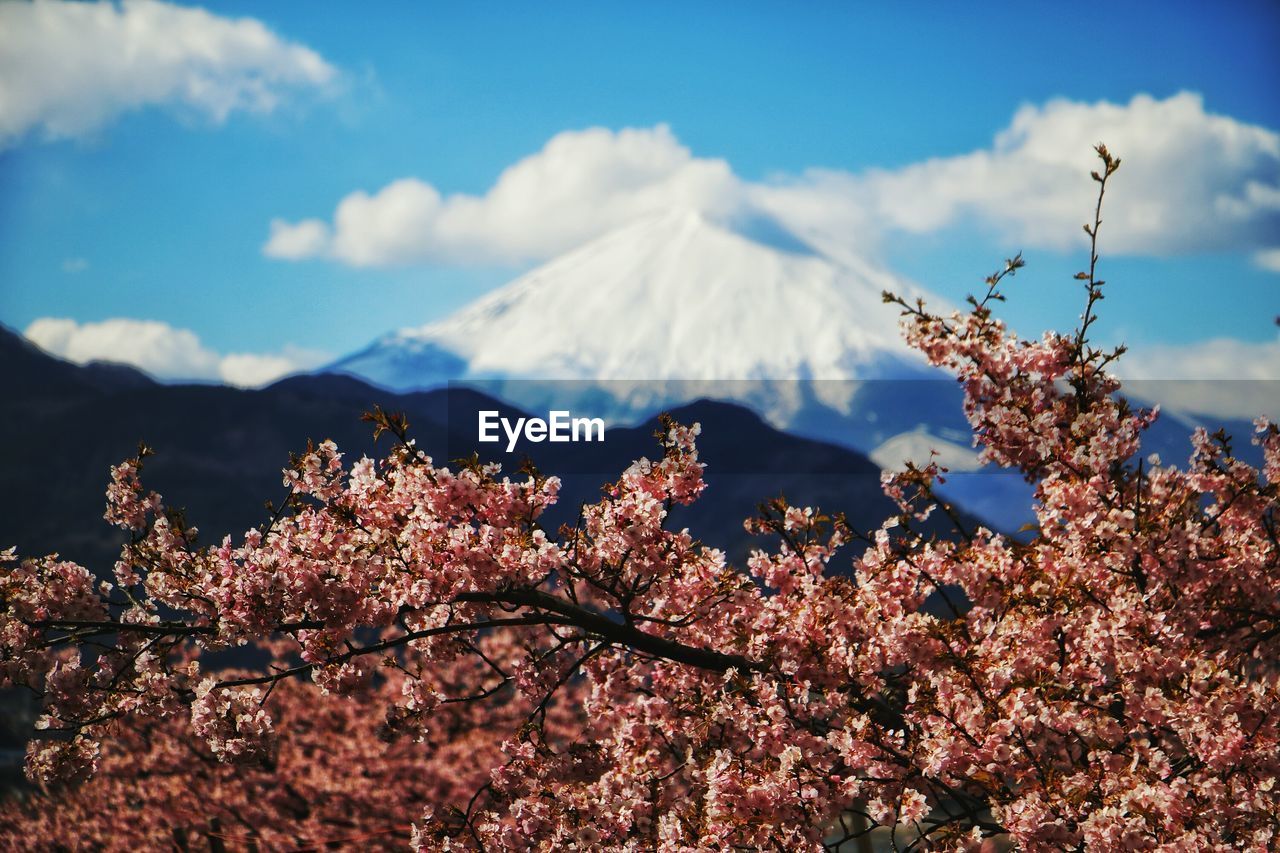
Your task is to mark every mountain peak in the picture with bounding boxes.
[333,209,937,388]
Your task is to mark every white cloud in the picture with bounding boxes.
[217,350,316,387]
[266,124,741,266]
[267,93,1279,268]
[1255,248,1280,273]
[264,218,331,260]
[0,0,336,147]
[1119,338,1280,418]
[24,317,328,387]
[1120,336,1280,382]
[60,257,89,273]
[840,92,1280,255]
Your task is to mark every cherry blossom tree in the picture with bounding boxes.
[2,147,1278,850]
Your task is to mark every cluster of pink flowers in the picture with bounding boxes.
[2,150,1278,850]
[2,672,557,850]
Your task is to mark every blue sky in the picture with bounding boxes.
[1,0,1278,384]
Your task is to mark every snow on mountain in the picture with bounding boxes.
[871,427,984,473]
[330,209,938,389]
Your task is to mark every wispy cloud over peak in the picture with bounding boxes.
[265,124,739,267]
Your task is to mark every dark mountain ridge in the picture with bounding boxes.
[1,328,950,575]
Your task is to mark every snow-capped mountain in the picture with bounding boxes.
[331,209,936,388]
[324,209,1060,532]
[328,208,970,453]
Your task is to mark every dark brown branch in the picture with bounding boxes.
[453,587,764,675]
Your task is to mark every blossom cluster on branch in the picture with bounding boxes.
[0,673,561,850]
[1,147,1278,850]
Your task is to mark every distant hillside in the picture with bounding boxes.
[1,327,976,579]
